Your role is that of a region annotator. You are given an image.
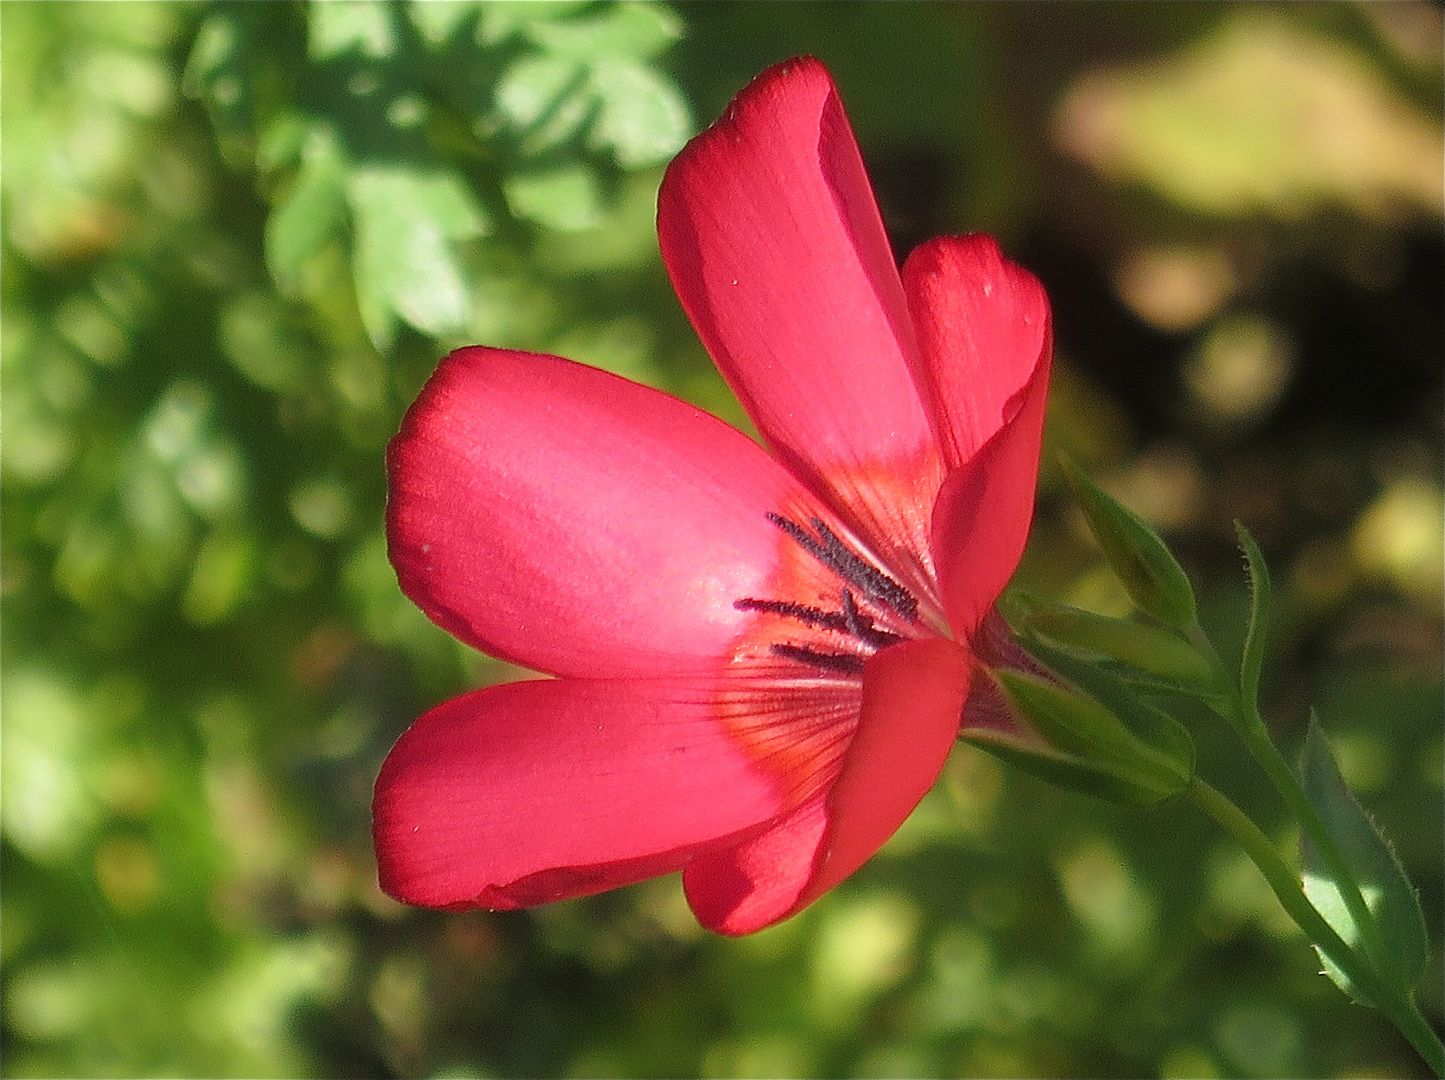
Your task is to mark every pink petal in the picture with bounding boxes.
[683,638,971,934]
[388,346,818,680]
[683,793,829,935]
[901,234,1052,470]
[928,360,1051,636]
[658,57,943,595]
[902,235,1051,635]
[372,677,788,910]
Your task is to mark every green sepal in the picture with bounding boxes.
[963,730,1181,807]
[987,670,1193,806]
[1300,715,1430,1006]
[1012,633,1200,774]
[1014,594,1218,693]
[1060,455,1197,629]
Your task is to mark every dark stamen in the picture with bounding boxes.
[733,597,850,634]
[769,643,866,675]
[840,589,864,638]
[765,513,918,621]
[840,589,907,650]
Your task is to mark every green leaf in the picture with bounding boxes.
[503,165,605,232]
[1236,521,1271,715]
[478,0,593,45]
[266,127,348,288]
[1300,716,1430,1005]
[307,0,396,61]
[964,729,1181,808]
[346,167,489,348]
[406,0,487,47]
[180,9,255,160]
[588,59,692,167]
[1060,455,1197,628]
[525,2,683,61]
[181,11,238,96]
[493,53,591,153]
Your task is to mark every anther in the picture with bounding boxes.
[840,589,906,649]
[733,597,850,634]
[765,512,918,622]
[768,643,866,675]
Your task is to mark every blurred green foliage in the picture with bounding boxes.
[2,2,1440,1077]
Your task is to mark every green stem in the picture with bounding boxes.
[1185,625,1388,982]
[1188,777,1444,1077]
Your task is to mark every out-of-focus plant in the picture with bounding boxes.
[3,2,697,1075]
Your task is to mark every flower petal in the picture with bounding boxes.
[901,234,1052,469]
[928,360,1051,636]
[388,346,815,679]
[683,792,829,935]
[924,358,1051,639]
[373,677,787,910]
[658,57,943,593]
[903,235,1051,635]
[683,638,971,934]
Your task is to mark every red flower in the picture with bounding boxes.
[373,58,1052,935]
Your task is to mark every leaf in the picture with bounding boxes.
[346,167,489,348]
[493,53,592,153]
[307,0,396,61]
[964,730,1181,808]
[265,127,348,288]
[588,59,692,167]
[525,2,683,61]
[1014,634,1199,776]
[991,670,1193,805]
[1300,716,1430,1005]
[503,165,605,232]
[1060,455,1197,628]
[477,0,593,45]
[1235,521,1270,715]
[406,0,486,47]
[180,9,256,160]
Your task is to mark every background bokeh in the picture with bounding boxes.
[3,2,1441,1077]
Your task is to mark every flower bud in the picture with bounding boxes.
[963,669,1195,806]
[1060,456,1198,629]
[1015,596,1218,692]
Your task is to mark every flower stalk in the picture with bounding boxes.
[1057,465,1440,1075]
[1188,777,1444,1077]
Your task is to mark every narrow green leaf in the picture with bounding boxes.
[963,730,1180,807]
[1235,521,1271,715]
[1300,716,1430,1005]
[1060,455,1197,628]
[1014,634,1199,780]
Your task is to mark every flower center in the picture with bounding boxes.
[733,512,920,676]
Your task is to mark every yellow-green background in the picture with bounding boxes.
[3,3,1441,1077]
